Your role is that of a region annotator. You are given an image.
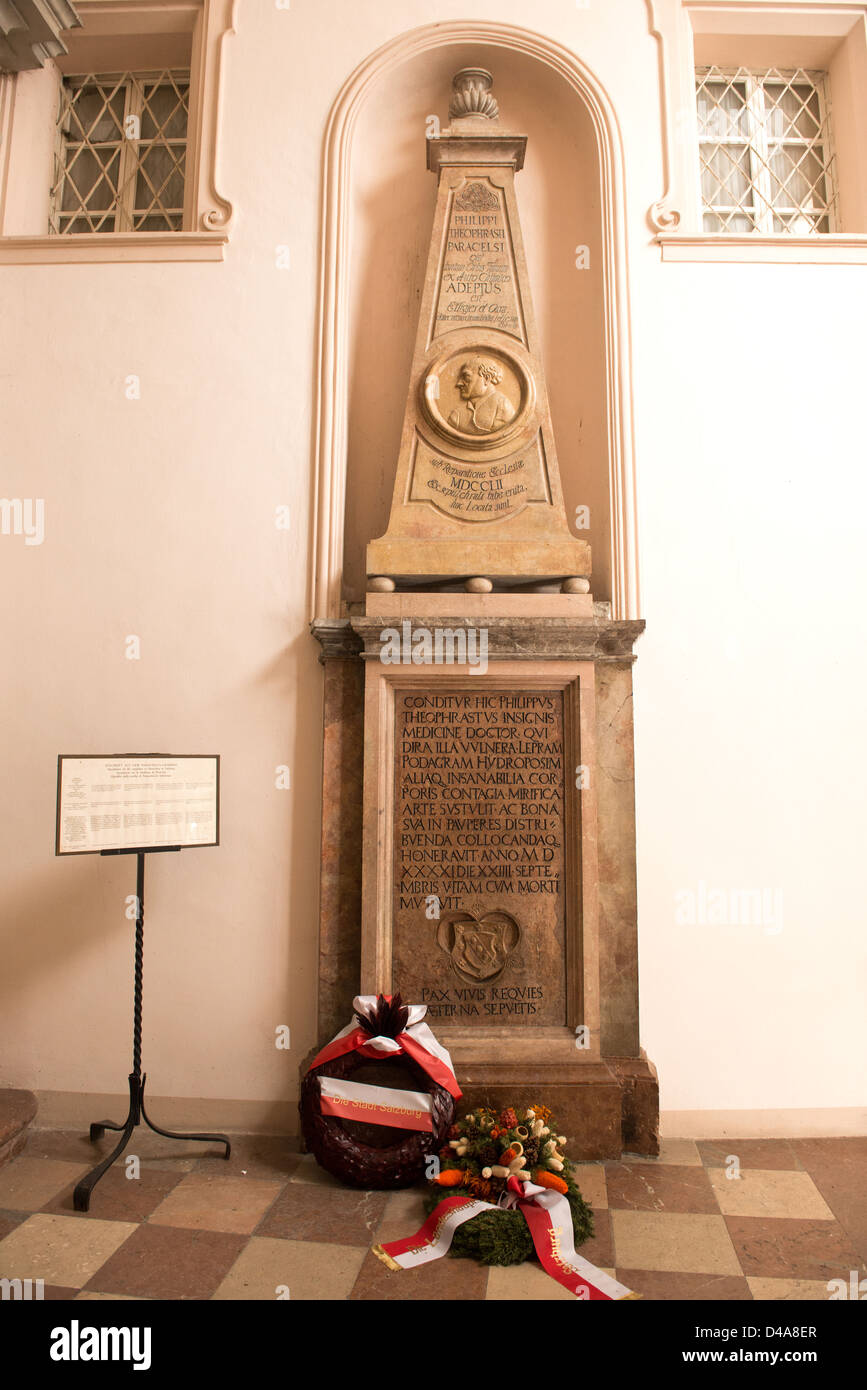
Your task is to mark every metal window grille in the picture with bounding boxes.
[50,71,190,234]
[695,67,838,234]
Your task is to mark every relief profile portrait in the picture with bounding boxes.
[447,356,516,435]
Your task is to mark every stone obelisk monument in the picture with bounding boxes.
[368,68,589,594]
[312,69,658,1157]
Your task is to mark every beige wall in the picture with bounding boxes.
[0,0,864,1131]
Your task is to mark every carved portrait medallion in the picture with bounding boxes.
[421,345,535,452]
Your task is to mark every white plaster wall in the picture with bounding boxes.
[0,0,864,1128]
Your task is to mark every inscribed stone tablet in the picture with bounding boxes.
[392,689,566,1026]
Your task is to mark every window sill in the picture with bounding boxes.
[657,234,867,265]
[0,232,228,265]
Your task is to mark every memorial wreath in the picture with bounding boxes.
[300,994,459,1188]
[374,1104,639,1299]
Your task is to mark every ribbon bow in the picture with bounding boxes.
[307,995,461,1098]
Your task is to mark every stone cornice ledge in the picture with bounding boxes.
[343,616,646,663]
[0,233,228,264]
[310,619,363,663]
[657,234,867,264]
[0,0,81,73]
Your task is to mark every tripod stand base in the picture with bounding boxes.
[74,1073,231,1212]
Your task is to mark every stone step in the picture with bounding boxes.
[0,1088,38,1169]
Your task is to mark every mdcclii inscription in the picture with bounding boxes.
[392,689,567,1026]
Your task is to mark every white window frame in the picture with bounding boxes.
[695,66,838,235]
[648,0,867,263]
[0,0,236,264]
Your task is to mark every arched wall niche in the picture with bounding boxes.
[310,22,641,620]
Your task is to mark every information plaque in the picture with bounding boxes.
[55,754,220,856]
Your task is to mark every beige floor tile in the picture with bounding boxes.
[486,1262,617,1301]
[624,1139,702,1167]
[0,1214,136,1287]
[611,1210,741,1275]
[147,1174,283,1234]
[0,1158,90,1211]
[748,1277,838,1301]
[572,1164,608,1208]
[375,1187,429,1244]
[288,1154,345,1188]
[212,1236,366,1301]
[708,1169,835,1220]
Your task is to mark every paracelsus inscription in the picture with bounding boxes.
[392,689,567,1026]
[435,180,523,339]
[367,69,591,590]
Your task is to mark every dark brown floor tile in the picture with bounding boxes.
[27,1126,298,1178]
[83,1224,247,1300]
[576,1208,613,1269]
[349,1244,488,1301]
[0,1208,27,1240]
[257,1183,387,1245]
[697,1139,801,1171]
[606,1163,720,1214]
[806,1165,867,1263]
[24,1129,111,1164]
[618,1268,752,1301]
[23,1126,201,1173]
[790,1138,867,1173]
[193,1134,300,1182]
[42,1166,184,1224]
[725,1215,866,1282]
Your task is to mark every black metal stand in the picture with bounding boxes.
[74,847,230,1212]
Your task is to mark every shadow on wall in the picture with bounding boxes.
[342,41,609,605]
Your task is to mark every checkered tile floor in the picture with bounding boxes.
[0,1131,864,1300]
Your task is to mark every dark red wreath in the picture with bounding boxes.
[300,995,456,1188]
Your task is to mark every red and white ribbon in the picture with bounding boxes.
[373,1177,637,1300]
[318,1077,434,1132]
[308,995,462,1099]
[373,1194,493,1268]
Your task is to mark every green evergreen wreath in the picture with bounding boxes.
[422,1104,595,1266]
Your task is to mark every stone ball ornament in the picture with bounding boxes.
[299,994,459,1189]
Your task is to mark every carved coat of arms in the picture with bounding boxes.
[435,910,521,984]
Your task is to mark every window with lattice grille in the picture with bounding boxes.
[50,72,190,234]
[696,68,838,234]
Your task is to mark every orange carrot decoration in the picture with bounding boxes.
[532,1169,568,1195]
[435,1168,465,1186]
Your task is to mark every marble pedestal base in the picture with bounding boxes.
[453,1055,658,1159]
[311,604,658,1158]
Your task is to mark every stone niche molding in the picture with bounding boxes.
[311,615,658,1158]
[310,21,642,624]
[0,0,81,73]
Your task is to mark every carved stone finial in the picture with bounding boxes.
[449,67,499,121]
